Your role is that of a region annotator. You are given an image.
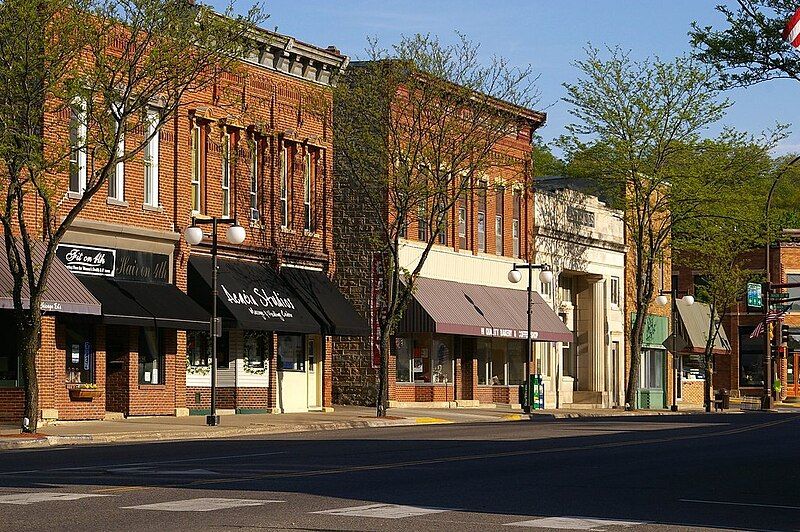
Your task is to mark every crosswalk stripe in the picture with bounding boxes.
[0,493,111,505]
[121,497,284,512]
[505,516,644,529]
[313,503,447,519]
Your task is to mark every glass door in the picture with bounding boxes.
[787,353,798,398]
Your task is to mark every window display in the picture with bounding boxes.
[278,334,304,371]
[138,327,164,385]
[65,323,94,384]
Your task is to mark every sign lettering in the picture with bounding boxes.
[56,244,116,276]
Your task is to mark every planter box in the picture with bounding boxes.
[68,388,102,400]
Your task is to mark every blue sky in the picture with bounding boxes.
[215,0,800,155]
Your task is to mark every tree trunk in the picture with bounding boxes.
[625,312,645,409]
[703,353,713,413]
[17,310,41,433]
[375,328,391,417]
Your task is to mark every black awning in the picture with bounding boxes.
[281,267,369,337]
[79,277,209,330]
[188,256,320,334]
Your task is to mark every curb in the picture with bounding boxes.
[0,417,432,450]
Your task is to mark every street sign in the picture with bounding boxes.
[747,283,763,309]
[769,292,790,299]
[662,333,689,354]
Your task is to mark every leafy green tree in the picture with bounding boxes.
[0,0,263,432]
[334,34,541,416]
[560,45,776,409]
[690,0,800,88]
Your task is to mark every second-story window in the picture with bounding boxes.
[109,104,124,202]
[303,151,313,232]
[69,97,87,194]
[477,182,487,252]
[191,123,201,214]
[512,189,521,258]
[280,146,289,228]
[418,204,428,241]
[495,187,504,255]
[611,276,620,306]
[250,141,259,221]
[143,110,159,207]
[221,130,230,217]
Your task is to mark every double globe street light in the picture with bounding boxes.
[656,289,694,412]
[184,216,246,426]
[508,263,553,414]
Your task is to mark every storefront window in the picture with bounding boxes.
[395,337,412,382]
[640,349,664,390]
[187,331,210,367]
[477,338,491,385]
[243,330,268,369]
[412,338,429,382]
[491,341,506,385]
[65,323,94,384]
[278,334,305,371]
[138,327,164,385]
[0,320,20,387]
[217,330,230,369]
[508,341,525,385]
[739,327,764,387]
[431,336,453,384]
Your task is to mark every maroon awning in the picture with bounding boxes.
[0,240,101,315]
[398,277,573,343]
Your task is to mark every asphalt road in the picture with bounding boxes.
[0,413,797,531]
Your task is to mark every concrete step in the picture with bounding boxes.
[562,402,605,409]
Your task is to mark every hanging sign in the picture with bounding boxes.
[747,283,763,309]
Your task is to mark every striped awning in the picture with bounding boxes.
[0,240,101,315]
[398,276,573,343]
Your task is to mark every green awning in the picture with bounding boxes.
[632,313,669,349]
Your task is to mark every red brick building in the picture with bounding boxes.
[0,25,362,423]
[332,69,571,407]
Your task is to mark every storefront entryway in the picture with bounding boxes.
[787,352,798,398]
[638,348,666,409]
[277,334,322,413]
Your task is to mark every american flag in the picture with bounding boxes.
[750,305,791,338]
[783,7,800,50]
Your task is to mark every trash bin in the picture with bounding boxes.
[720,389,730,410]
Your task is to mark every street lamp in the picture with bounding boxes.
[508,263,553,414]
[184,216,245,426]
[657,288,695,412]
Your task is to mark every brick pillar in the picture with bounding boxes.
[388,342,397,402]
[454,356,462,401]
[323,336,333,407]
[268,332,278,412]
[175,330,187,414]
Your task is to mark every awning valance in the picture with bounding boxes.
[281,266,369,337]
[0,240,100,315]
[398,277,573,343]
[188,256,320,334]
[79,277,209,330]
[675,299,731,354]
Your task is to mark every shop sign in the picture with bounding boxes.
[56,244,115,276]
[219,283,297,322]
[747,282,763,309]
[115,249,169,283]
[480,327,539,340]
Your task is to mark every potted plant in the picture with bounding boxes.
[67,383,102,400]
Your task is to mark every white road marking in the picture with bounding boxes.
[122,497,283,512]
[313,503,447,519]
[680,498,800,511]
[0,492,111,505]
[505,516,644,530]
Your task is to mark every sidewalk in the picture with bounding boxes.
[0,403,775,450]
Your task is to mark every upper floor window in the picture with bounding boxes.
[477,182,487,252]
[280,146,289,228]
[109,103,125,201]
[221,130,230,217]
[69,98,87,194]
[611,277,620,306]
[512,189,521,258]
[417,204,428,241]
[303,151,313,232]
[190,124,201,213]
[143,110,159,207]
[250,141,259,221]
[495,187,504,255]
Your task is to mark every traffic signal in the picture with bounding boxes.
[782,323,790,345]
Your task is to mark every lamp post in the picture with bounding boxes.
[508,263,553,414]
[184,216,246,426]
[656,288,695,412]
